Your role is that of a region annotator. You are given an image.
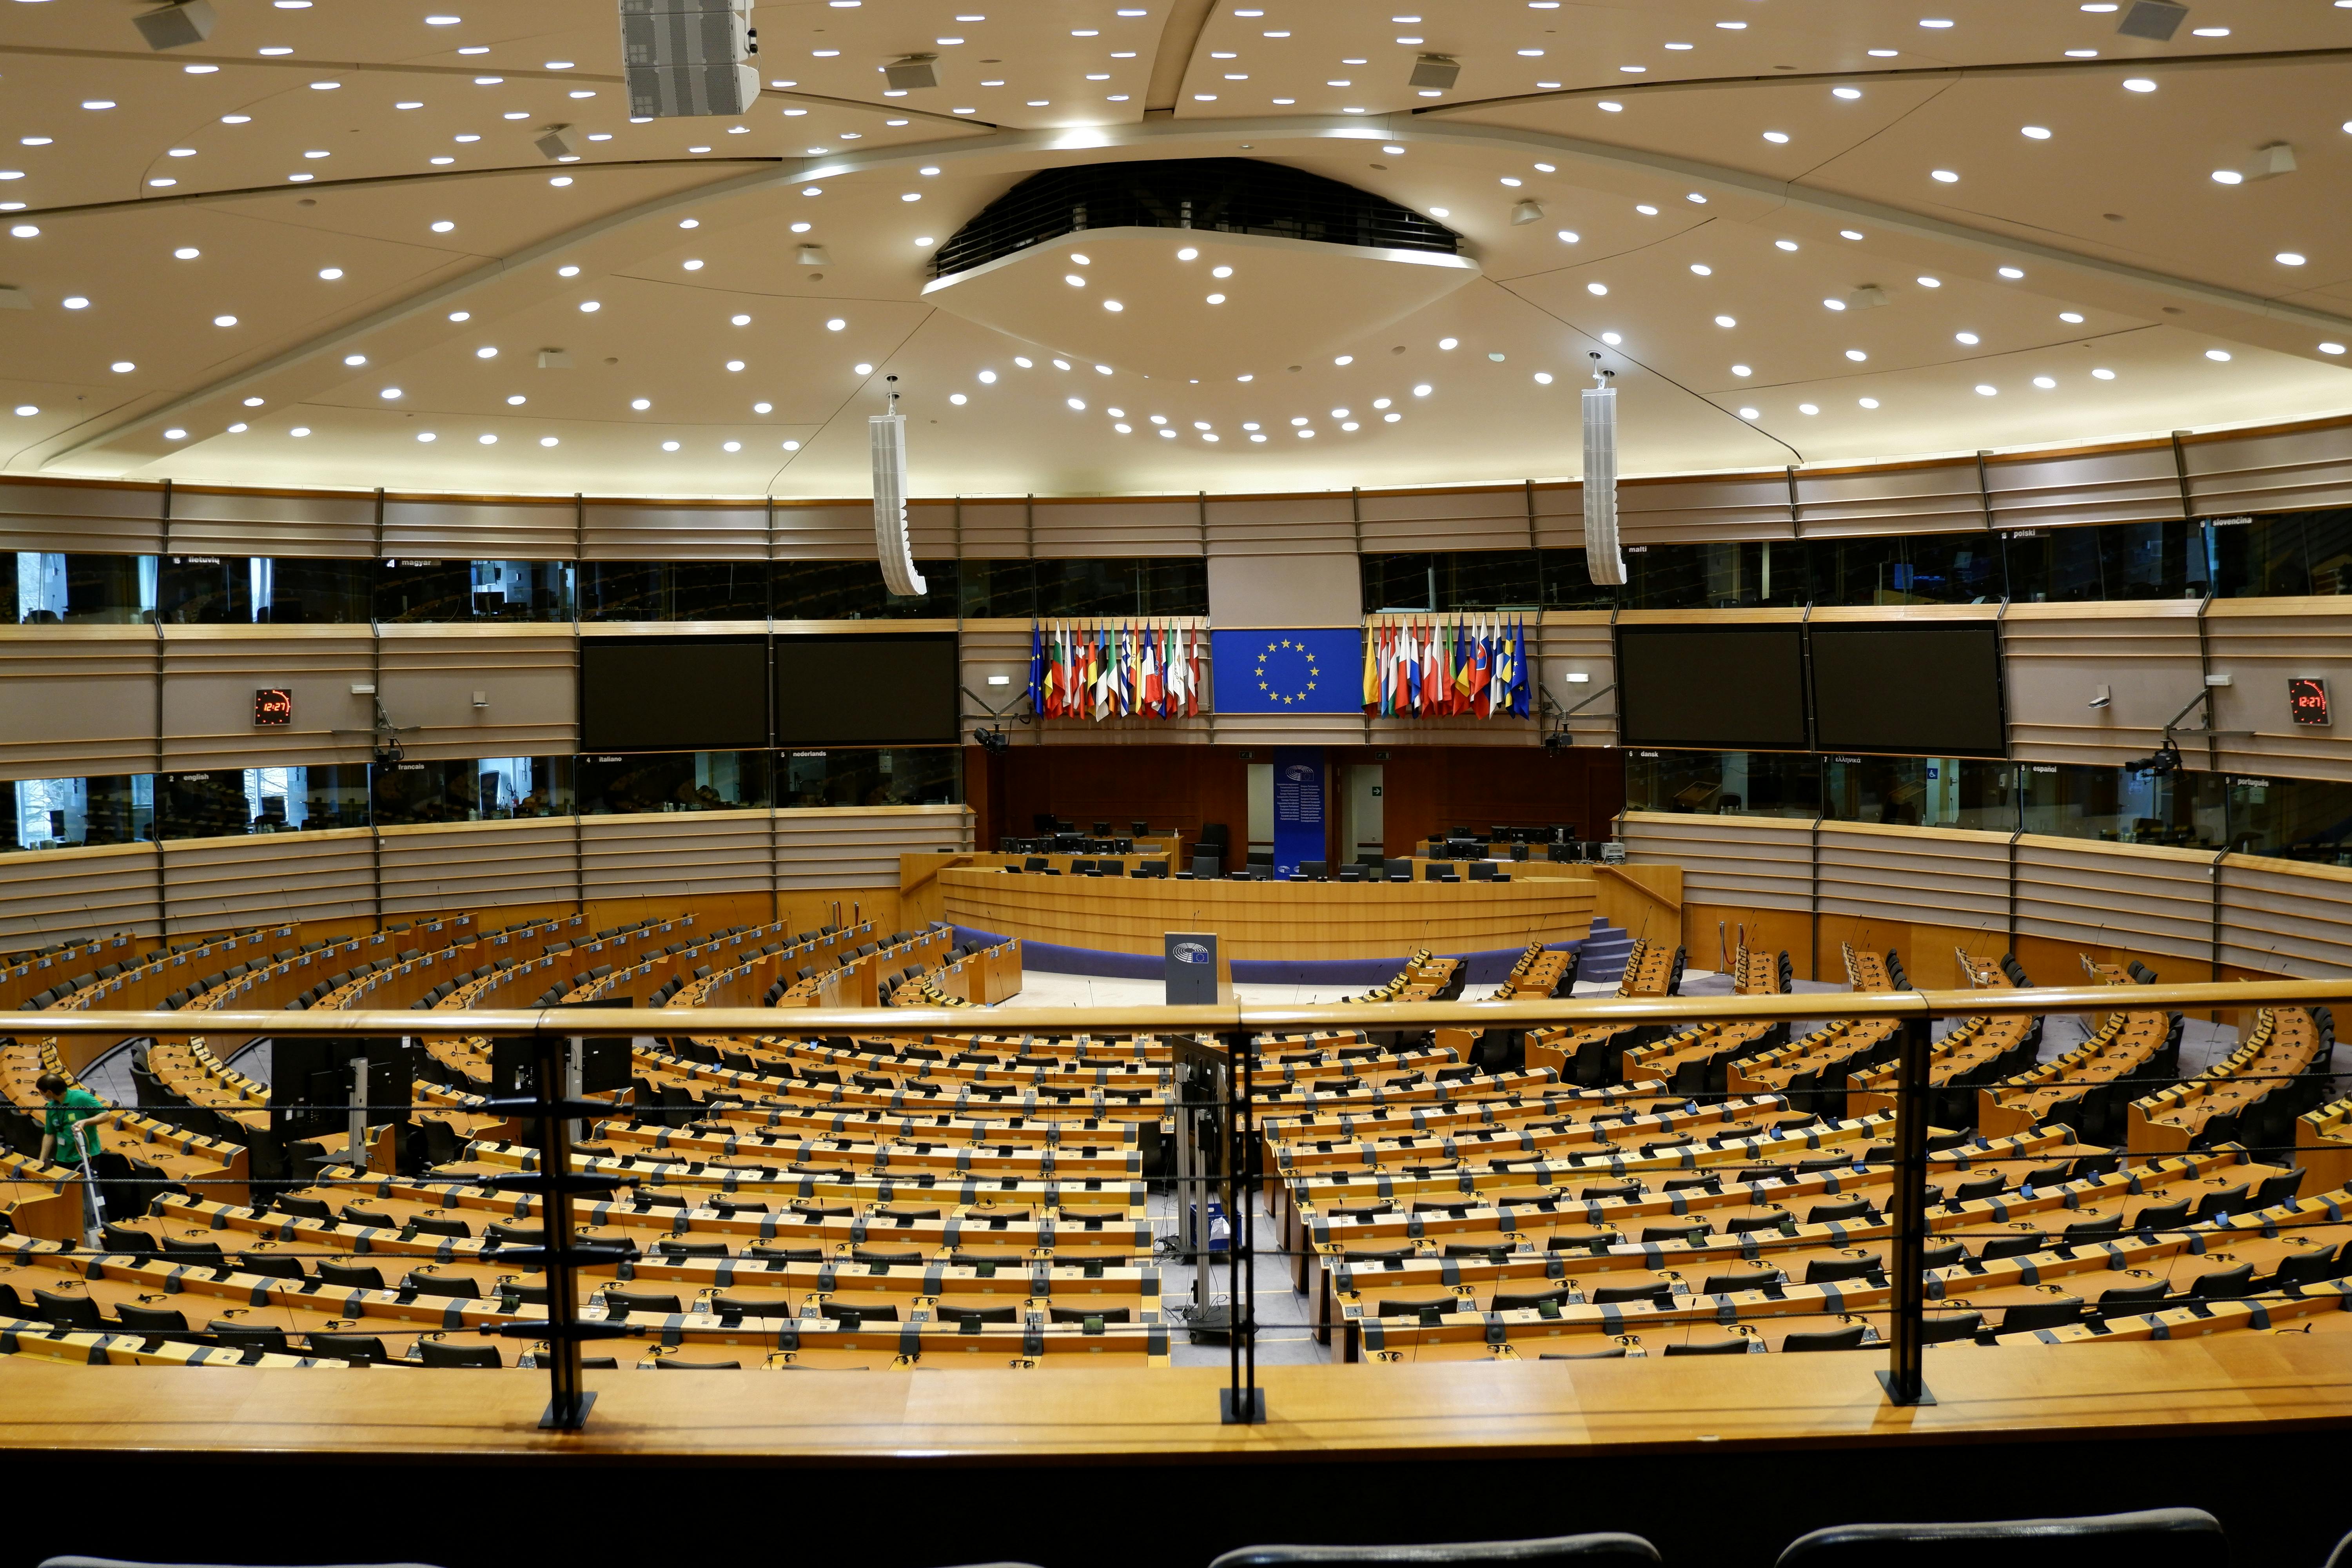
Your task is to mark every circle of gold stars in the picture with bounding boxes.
[1254,637,1319,706]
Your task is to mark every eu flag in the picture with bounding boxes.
[1210,628,1364,715]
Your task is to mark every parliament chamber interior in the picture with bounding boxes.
[7,1,2352,1565]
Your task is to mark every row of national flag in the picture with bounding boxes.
[1362,616,1532,719]
[1029,620,1202,720]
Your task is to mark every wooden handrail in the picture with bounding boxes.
[27,976,2348,1038]
[1588,862,1681,913]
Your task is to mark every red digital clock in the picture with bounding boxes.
[253,688,293,727]
[2289,677,2330,728]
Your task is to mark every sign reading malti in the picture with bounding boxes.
[2290,677,2331,728]
[252,688,293,727]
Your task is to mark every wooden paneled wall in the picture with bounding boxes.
[1353,745,1625,857]
[1622,808,2352,984]
[0,806,969,945]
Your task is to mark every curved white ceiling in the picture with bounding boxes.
[1,0,2348,500]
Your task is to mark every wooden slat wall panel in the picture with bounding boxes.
[1203,495,1354,556]
[1620,810,1813,912]
[955,501,1030,559]
[377,629,578,762]
[581,503,767,561]
[1531,483,1584,551]
[2187,420,2352,517]
[2001,602,2206,768]
[2203,602,2352,782]
[161,830,375,931]
[583,811,774,901]
[1797,461,1981,539]
[2013,836,2215,964]
[2218,855,2352,976]
[380,498,576,557]
[0,479,163,554]
[0,631,159,779]
[378,819,579,915]
[774,806,970,891]
[167,488,378,559]
[0,844,162,943]
[1985,445,2181,532]
[1621,473,1792,544]
[772,503,873,561]
[1816,823,2009,931]
[906,501,960,559]
[158,630,376,771]
[1357,486,1532,553]
[1033,499,1203,557]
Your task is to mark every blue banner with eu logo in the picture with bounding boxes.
[1209,628,1363,714]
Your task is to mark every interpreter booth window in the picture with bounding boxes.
[1616,542,1810,610]
[580,561,771,621]
[155,769,274,840]
[5,552,156,624]
[2209,509,2352,599]
[1824,756,2018,830]
[1624,750,1822,818]
[376,559,572,622]
[6,774,152,851]
[226,764,372,833]
[2224,774,2352,861]
[2003,519,2212,603]
[157,556,373,623]
[773,559,956,621]
[1538,547,1625,611]
[779,748,961,808]
[2019,761,2226,848]
[370,757,569,826]
[1813,534,1999,606]
[575,751,771,815]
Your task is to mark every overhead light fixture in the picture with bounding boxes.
[797,243,832,265]
[1510,199,1544,225]
[131,0,216,50]
[1408,53,1460,90]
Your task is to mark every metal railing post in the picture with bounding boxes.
[1221,1027,1263,1423]
[1880,1012,1934,1407]
[532,1030,589,1429]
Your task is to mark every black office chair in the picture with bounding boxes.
[1298,859,1328,880]
[1774,1509,2223,1567]
[1425,864,1459,883]
[1210,1536,1661,1566]
[1468,861,1499,882]
[1384,858,1413,881]
[1189,854,1220,878]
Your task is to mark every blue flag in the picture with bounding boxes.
[1210,629,1364,714]
[1027,621,1044,713]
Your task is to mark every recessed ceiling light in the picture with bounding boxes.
[826,318,846,331]
[1557,229,1579,243]
[2278,252,2308,265]
[2319,342,2347,355]
[2022,125,2052,139]
[2033,376,2057,388]
[1713,314,1736,327]
[1601,332,1622,345]
[110,361,134,373]
[425,13,460,22]
[1739,407,1759,418]
[1588,282,1608,296]
[1728,363,1752,377]
[342,352,367,365]
[82,100,116,111]
[184,63,219,73]
[1975,384,1997,395]
[578,300,600,312]
[449,311,469,321]
[1859,397,1880,407]
[12,405,34,416]
[383,387,404,399]
[1717,19,1746,27]
[1635,204,1658,215]
[1798,403,1819,415]
[1832,86,1862,99]
[1762,131,1789,143]
[431,220,456,232]
[1822,298,1846,310]
[2123,77,2156,92]
[2065,48,2099,56]
[61,296,87,309]
[2191,25,2228,35]
[2206,348,2232,361]
[1868,49,1898,56]
[1597,100,1622,111]
[1839,230,1864,240]
[1955,331,1980,344]
[2092,367,2116,379]
[243,397,263,407]
[2212,169,2243,184]
[1931,169,1959,183]
[172,247,200,260]
[1920,18,1954,27]
[474,346,496,359]
[2060,311,2085,323]
[1777,239,1800,251]
[1916,276,1942,289]
[1844,348,1868,362]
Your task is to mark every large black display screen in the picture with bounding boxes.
[1809,622,2006,756]
[578,637,769,751]
[1615,624,1809,751]
[774,633,960,745]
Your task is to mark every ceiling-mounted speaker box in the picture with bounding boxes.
[2115,0,2188,40]
[1408,54,1459,90]
[884,54,938,91]
[132,0,216,50]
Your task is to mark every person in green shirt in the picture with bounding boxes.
[36,1072,110,1166]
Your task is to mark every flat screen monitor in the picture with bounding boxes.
[773,632,960,745]
[1615,624,1808,751]
[1809,622,2007,756]
[578,636,769,752]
